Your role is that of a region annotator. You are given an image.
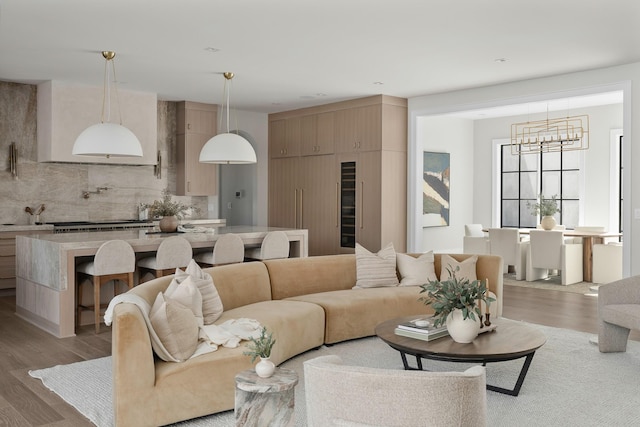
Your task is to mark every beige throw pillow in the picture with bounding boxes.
[149,293,199,362]
[175,259,224,325]
[353,242,399,289]
[440,254,478,282]
[165,276,204,326]
[396,251,437,286]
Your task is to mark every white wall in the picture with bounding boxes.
[408,61,638,276]
[417,116,474,253]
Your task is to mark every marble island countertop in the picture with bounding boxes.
[0,224,54,232]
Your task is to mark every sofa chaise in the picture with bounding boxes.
[111,253,503,426]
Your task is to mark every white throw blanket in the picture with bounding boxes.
[105,294,262,361]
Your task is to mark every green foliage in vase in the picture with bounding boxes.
[144,188,199,219]
[527,194,560,217]
[419,267,495,328]
[243,327,276,363]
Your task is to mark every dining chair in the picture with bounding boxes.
[76,239,135,333]
[488,228,527,279]
[244,230,290,261]
[526,230,583,285]
[137,236,193,283]
[194,233,245,266]
[464,224,485,237]
[592,242,623,284]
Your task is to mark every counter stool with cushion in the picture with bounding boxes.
[76,239,135,334]
[244,230,290,261]
[194,233,244,266]
[137,236,193,283]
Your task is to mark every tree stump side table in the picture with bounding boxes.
[235,367,299,427]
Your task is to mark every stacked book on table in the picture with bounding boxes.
[394,318,449,342]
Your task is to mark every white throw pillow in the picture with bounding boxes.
[440,254,478,282]
[165,275,204,326]
[174,259,224,325]
[149,293,199,362]
[353,242,399,289]
[396,251,437,286]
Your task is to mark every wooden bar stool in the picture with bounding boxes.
[76,240,136,334]
[194,233,244,266]
[137,236,193,283]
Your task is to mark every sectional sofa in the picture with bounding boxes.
[111,253,503,426]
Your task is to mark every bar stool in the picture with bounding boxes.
[194,233,244,266]
[137,236,193,283]
[245,231,290,261]
[76,240,136,334]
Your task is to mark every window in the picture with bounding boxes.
[499,144,581,228]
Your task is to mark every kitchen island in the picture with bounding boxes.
[15,226,308,337]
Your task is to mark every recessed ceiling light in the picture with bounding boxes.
[300,95,315,99]
[494,58,507,63]
[373,81,384,85]
[205,47,221,53]
[316,93,327,97]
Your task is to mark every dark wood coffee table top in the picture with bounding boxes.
[376,316,546,363]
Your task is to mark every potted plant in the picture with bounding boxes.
[144,188,197,232]
[243,326,277,378]
[527,194,560,230]
[419,267,495,343]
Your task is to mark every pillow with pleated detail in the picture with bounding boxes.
[440,254,478,282]
[173,259,224,325]
[353,242,399,289]
[396,251,437,286]
[149,292,199,362]
[165,275,204,326]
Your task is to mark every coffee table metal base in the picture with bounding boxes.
[398,350,536,396]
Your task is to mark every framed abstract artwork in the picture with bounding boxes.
[422,151,450,227]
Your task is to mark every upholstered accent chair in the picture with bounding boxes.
[598,275,640,353]
[76,239,136,333]
[137,236,193,283]
[244,230,290,261]
[304,355,487,427]
[525,230,583,285]
[194,233,245,266]
[488,228,527,279]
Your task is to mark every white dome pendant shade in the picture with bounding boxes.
[199,72,257,164]
[72,51,143,158]
[73,122,143,157]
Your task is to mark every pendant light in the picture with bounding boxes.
[199,72,257,164]
[72,51,143,158]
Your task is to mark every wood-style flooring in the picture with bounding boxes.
[1,284,638,426]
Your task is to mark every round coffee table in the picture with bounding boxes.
[375,316,546,396]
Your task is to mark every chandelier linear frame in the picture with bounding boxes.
[510,114,590,155]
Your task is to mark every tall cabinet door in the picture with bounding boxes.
[268,157,300,228]
[355,151,382,251]
[301,155,338,255]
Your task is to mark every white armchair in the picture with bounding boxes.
[488,228,527,279]
[526,230,583,285]
[304,355,487,427]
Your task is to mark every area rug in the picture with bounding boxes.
[30,322,640,427]
[503,273,594,295]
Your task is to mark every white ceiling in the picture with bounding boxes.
[0,0,638,114]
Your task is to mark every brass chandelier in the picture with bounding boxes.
[510,114,589,155]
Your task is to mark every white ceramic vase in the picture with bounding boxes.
[255,357,275,378]
[446,309,481,343]
[540,215,557,231]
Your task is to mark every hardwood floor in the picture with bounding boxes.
[0,285,638,426]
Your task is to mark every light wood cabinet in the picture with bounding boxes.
[268,95,407,254]
[176,101,218,196]
[270,118,300,158]
[1,229,53,291]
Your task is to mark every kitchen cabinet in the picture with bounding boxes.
[176,101,218,196]
[268,95,407,254]
[269,118,300,158]
[0,228,53,291]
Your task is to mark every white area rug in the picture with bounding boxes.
[30,322,640,427]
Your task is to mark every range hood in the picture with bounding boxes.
[37,81,158,165]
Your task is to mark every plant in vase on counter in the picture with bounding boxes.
[144,188,199,232]
[419,267,495,343]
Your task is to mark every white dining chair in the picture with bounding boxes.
[194,233,245,266]
[488,228,527,279]
[526,230,583,285]
[137,236,193,283]
[592,242,623,284]
[245,230,290,261]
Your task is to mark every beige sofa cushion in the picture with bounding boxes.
[440,254,478,281]
[397,251,437,286]
[149,292,199,362]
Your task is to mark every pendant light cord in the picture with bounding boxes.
[100,53,124,125]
